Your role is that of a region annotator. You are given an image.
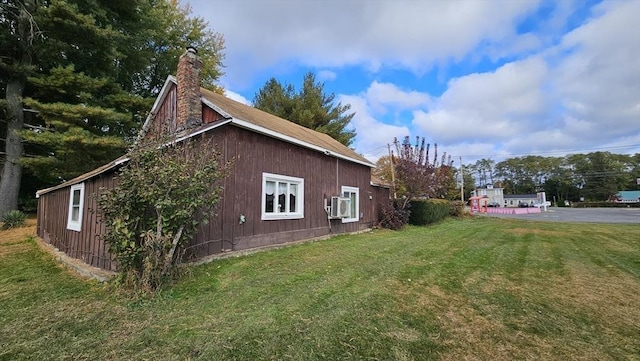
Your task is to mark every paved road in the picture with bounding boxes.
[484,207,640,224]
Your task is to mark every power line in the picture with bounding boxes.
[452,144,639,159]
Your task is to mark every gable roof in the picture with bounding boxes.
[37,76,374,196]
[142,76,373,167]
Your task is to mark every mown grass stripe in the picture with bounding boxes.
[1,217,638,360]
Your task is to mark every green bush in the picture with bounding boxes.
[20,198,38,213]
[408,199,450,225]
[449,200,466,217]
[2,210,27,230]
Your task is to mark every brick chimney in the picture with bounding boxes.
[176,46,203,129]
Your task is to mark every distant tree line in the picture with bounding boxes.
[374,150,639,203]
[465,152,640,202]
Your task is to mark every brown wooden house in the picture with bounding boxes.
[36,48,390,271]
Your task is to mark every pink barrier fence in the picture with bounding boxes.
[483,207,542,215]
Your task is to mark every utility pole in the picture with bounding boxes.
[460,156,464,203]
[388,143,397,199]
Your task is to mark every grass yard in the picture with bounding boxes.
[1,217,639,360]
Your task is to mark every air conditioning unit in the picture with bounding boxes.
[330,196,351,218]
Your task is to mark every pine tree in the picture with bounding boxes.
[20,0,149,183]
[0,0,226,213]
[253,72,356,146]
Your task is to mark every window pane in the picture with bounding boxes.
[278,182,287,212]
[278,193,286,213]
[265,194,274,213]
[265,181,275,213]
[349,192,357,218]
[71,206,80,222]
[289,184,297,212]
[265,181,275,195]
[289,194,296,212]
[72,189,81,205]
[278,182,287,196]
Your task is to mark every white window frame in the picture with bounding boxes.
[261,172,304,220]
[341,186,359,223]
[66,183,85,231]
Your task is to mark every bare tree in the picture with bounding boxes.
[393,136,453,208]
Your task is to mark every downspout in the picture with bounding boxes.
[336,158,339,194]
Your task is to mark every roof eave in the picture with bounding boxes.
[36,155,129,197]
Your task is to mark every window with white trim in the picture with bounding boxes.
[66,183,85,231]
[262,173,304,220]
[341,186,359,223]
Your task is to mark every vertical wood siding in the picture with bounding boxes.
[37,173,117,271]
[37,123,389,270]
[185,125,389,258]
[147,84,178,138]
[146,84,225,141]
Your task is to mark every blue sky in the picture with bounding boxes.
[181,0,639,164]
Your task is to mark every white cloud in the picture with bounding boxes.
[317,70,337,82]
[412,0,640,156]
[365,82,431,115]
[224,89,251,105]
[339,89,414,161]
[413,57,549,143]
[185,0,540,87]
[184,0,640,158]
[552,0,640,142]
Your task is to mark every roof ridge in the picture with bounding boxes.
[199,87,372,167]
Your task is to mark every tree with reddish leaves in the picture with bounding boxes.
[392,136,454,209]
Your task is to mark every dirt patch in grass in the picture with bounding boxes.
[506,228,568,237]
[0,218,36,257]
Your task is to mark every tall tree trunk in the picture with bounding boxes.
[0,0,37,216]
[0,78,25,216]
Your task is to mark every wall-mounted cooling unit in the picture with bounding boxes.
[330,196,351,218]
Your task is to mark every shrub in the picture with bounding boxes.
[379,200,410,230]
[97,137,231,292]
[408,199,450,225]
[20,198,38,213]
[449,200,466,217]
[2,210,27,230]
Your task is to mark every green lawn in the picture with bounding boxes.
[1,217,639,360]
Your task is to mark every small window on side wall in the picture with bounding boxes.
[67,183,85,231]
[341,186,359,223]
[262,173,304,220]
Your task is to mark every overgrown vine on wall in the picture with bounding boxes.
[97,136,231,292]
